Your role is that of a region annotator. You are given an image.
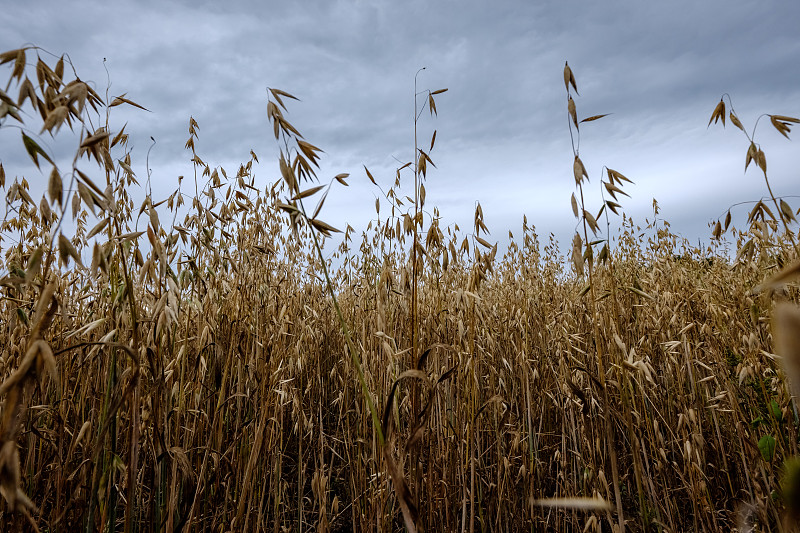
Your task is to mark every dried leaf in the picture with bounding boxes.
[364,165,377,186]
[39,195,52,221]
[712,220,722,239]
[771,115,800,123]
[0,49,23,66]
[598,243,609,263]
[595,204,605,220]
[279,154,297,194]
[534,497,612,511]
[476,236,492,248]
[0,87,15,107]
[563,61,578,94]
[309,218,342,236]
[40,105,69,135]
[571,233,584,275]
[605,200,621,215]
[604,181,629,200]
[745,142,757,172]
[730,112,744,132]
[276,201,299,215]
[86,217,110,240]
[583,209,598,235]
[580,114,610,123]
[297,140,323,167]
[111,123,128,148]
[47,166,62,206]
[607,168,633,184]
[12,48,26,80]
[117,231,145,242]
[312,189,329,220]
[25,246,43,283]
[77,182,95,215]
[37,340,59,387]
[780,199,797,223]
[291,185,325,200]
[568,96,578,130]
[55,55,64,81]
[735,238,755,264]
[573,156,588,185]
[418,152,427,177]
[0,100,22,123]
[80,130,110,149]
[269,88,299,106]
[756,147,767,174]
[17,77,37,110]
[58,234,84,267]
[708,99,726,127]
[627,286,654,300]
[21,131,55,169]
[769,116,790,139]
[71,191,80,219]
[760,202,776,222]
[75,421,92,449]
[109,94,150,111]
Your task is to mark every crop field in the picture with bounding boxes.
[1,47,800,532]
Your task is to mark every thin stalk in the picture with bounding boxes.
[600,180,650,531]
[578,181,625,533]
[412,67,425,374]
[297,197,384,447]
[117,220,142,533]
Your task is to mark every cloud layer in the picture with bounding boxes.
[2,0,799,256]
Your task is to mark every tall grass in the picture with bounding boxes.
[1,46,799,532]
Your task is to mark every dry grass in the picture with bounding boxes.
[1,46,799,532]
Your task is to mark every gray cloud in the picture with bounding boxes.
[1,0,798,258]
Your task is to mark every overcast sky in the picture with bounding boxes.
[2,0,799,260]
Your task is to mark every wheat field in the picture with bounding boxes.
[1,47,799,532]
